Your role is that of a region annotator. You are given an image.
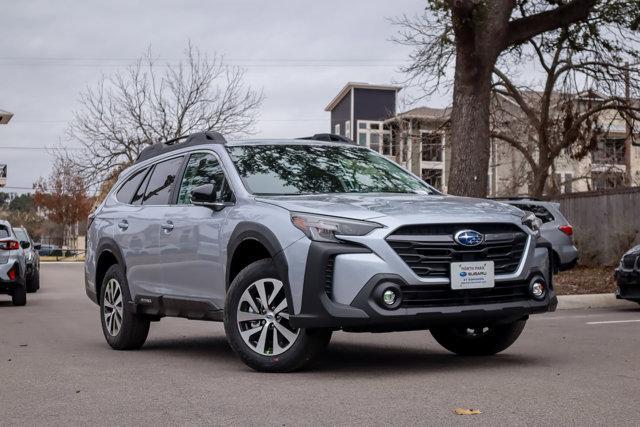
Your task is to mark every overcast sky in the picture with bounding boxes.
[0,0,452,193]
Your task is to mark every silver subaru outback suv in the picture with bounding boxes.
[85,131,556,372]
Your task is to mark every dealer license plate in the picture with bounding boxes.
[450,261,495,290]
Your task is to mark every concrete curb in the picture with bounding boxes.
[557,293,638,310]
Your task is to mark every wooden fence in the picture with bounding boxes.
[549,187,640,266]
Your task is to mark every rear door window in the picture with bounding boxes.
[116,168,148,204]
[142,157,184,205]
[0,226,9,238]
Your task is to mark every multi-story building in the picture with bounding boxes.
[326,83,640,196]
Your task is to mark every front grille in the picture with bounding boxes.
[622,254,638,269]
[400,281,530,308]
[324,256,335,298]
[387,223,528,278]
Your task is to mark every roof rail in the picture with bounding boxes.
[135,131,227,163]
[298,133,354,144]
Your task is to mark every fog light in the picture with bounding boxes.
[531,281,545,299]
[382,289,397,306]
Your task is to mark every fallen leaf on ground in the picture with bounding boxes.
[454,408,482,415]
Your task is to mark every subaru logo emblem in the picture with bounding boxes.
[454,230,484,246]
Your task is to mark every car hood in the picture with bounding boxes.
[256,193,523,223]
[624,245,640,256]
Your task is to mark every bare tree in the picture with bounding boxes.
[489,26,640,197]
[392,0,639,197]
[62,43,264,185]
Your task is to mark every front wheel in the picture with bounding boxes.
[26,271,40,293]
[224,259,332,372]
[430,319,527,356]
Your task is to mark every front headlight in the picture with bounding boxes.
[522,212,542,237]
[291,212,381,243]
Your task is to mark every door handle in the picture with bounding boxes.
[161,221,174,232]
[117,220,129,231]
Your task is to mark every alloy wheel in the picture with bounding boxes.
[236,278,299,356]
[103,278,124,336]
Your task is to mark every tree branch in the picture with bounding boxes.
[505,0,597,48]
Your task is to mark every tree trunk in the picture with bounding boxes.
[446,51,494,197]
[531,163,551,198]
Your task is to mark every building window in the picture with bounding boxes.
[591,171,624,190]
[356,120,391,155]
[593,137,625,164]
[345,121,351,139]
[421,133,443,162]
[334,124,341,135]
[564,173,573,194]
[422,168,443,190]
[370,133,380,152]
[382,134,393,156]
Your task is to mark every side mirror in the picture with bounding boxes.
[34,243,42,251]
[20,241,30,249]
[191,184,225,211]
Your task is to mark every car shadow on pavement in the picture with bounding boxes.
[312,342,542,376]
[141,336,238,362]
[137,334,544,375]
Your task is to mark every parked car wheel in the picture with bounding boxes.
[99,264,150,350]
[26,271,40,293]
[224,259,332,372]
[430,319,527,356]
[11,283,27,306]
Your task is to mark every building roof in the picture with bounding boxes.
[324,82,401,112]
[384,106,451,123]
[0,110,13,125]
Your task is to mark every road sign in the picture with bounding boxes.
[0,164,6,187]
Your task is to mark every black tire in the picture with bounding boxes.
[99,264,150,350]
[430,319,527,356]
[26,271,40,293]
[12,283,27,306]
[224,259,332,372]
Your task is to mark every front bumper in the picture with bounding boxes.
[614,268,640,301]
[289,241,556,331]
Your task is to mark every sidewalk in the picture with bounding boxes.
[557,293,638,310]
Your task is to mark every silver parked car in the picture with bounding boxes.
[496,198,577,272]
[0,220,28,306]
[86,132,557,372]
[13,226,41,293]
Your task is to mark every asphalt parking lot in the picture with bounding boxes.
[1,263,639,426]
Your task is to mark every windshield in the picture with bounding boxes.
[13,228,28,242]
[227,145,436,196]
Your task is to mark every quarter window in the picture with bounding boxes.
[142,157,184,205]
[116,168,148,204]
[177,153,234,204]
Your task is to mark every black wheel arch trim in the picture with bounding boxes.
[226,221,294,314]
[90,237,128,305]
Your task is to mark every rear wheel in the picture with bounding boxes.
[100,264,150,350]
[430,319,526,356]
[224,259,332,372]
[12,284,27,306]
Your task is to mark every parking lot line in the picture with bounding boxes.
[586,320,640,325]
